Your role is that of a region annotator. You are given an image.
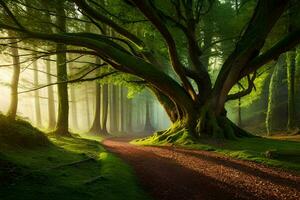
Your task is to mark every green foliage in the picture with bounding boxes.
[97,66,146,98]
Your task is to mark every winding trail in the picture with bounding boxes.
[102,137,300,200]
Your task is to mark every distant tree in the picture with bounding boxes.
[6,31,20,120]
[89,57,102,135]
[101,84,109,134]
[33,60,42,127]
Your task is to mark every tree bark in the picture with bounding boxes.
[85,84,91,129]
[33,60,42,127]
[54,3,70,136]
[126,96,133,133]
[70,85,79,130]
[109,85,118,133]
[89,80,102,134]
[7,31,20,120]
[101,84,109,134]
[144,98,154,133]
[46,57,56,130]
[287,50,296,130]
[266,55,286,135]
[286,2,298,131]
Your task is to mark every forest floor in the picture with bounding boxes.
[103,137,300,200]
[0,115,150,200]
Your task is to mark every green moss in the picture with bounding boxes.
[132,126,195,146]
[0,115,151,200]
[0,114,49,149]
[133,130,300,172]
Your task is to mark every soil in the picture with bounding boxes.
[102,137,300,200]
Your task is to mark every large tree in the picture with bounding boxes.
[1,0,300,139]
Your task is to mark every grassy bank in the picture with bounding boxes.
[0,115,150,200]
[132,131,300,172]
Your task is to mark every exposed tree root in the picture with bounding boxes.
[133,116,255,146]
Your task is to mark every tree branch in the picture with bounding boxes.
[240,28,300,78]
[132,0,198,101]
[72,0,144,48]
[226,73,257,101]
[19,71,117,94]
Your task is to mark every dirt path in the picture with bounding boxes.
[102,137,300,200]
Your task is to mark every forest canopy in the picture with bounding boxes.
[0,0,299,140]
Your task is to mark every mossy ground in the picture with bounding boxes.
[132,130,300,172]
[0,115,151,200]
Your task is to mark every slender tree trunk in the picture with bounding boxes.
[54,4,70,136]
[46,57,56,130]
[266,56,286,135]
[101,84,109,134]
[85,84,91,129]
[115,86,120,132]
[109,85,118,132]
[119,87,125,132]
[126,97,133,133]
[7,32,20,120]
[89,81,102,134]
[144,98,154,133]
[33,60,42,127]
[287,50,296,131]
[237,85,242,127]
[237,97,242,127]
[70,85,79,130]
[89,57,103,134]
[69,58,78,130]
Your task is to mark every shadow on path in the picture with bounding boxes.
[103,137,300,200]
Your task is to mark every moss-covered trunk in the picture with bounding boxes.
[152,89,252,141]
[287,50,296,131]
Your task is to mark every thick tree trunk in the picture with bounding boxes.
[33,60,42,127]
[7,32,20,120]
[54,3,70,136]
[151,99,252,142]
[46,57,56,130]
[55,43,69,136]
[286,3,298,131]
